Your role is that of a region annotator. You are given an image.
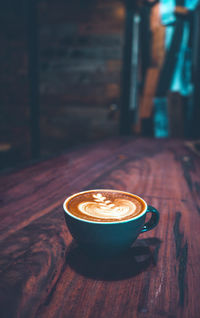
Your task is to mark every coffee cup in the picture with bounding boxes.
[63,189,159,256]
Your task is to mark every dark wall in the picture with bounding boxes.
[0,0,125,168]
[39,0,125,156]
[0,1,30,168]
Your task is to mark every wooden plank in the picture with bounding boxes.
[139,67,160,119]
[0,138,200,318]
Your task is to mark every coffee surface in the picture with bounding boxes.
[66,190,145,222]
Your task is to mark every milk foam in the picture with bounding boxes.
[78,193,136,220]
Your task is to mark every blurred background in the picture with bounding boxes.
[0,0,200,171]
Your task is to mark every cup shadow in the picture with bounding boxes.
[66,237,161,281]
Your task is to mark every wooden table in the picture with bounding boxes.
[1,138,200,318]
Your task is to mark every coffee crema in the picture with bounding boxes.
[66,190,146,222]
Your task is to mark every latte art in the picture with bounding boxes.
[66,190,145,222]
[78,193,136,220]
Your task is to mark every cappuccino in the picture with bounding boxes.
[65,190,146,222]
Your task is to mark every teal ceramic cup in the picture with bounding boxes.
[63,190,159,256]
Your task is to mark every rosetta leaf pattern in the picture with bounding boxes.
[93,193,114,208]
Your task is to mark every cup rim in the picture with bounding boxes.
[63,189,148,224]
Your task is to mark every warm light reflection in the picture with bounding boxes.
[114,6,125,20]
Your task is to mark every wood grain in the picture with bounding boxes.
[0,138,200,318]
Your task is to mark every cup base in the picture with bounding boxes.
[79,243,131,259]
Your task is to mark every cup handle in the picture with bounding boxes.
[141,205,160,233]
